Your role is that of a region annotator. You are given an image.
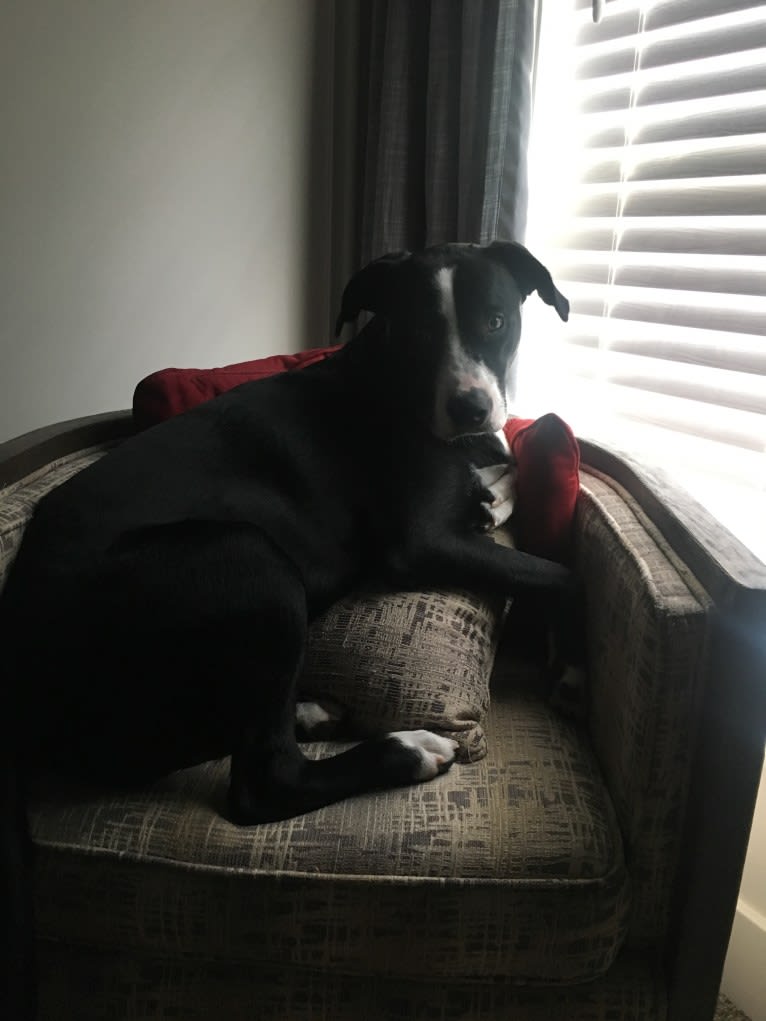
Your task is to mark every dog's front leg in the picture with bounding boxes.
[474,461,517,530]
[385,522,575,597]
[383,515,586,671]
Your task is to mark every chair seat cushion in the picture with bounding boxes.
[29,653,630,986]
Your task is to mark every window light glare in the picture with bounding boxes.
[524,0,766,564]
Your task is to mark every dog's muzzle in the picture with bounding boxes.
[446,388,494,433]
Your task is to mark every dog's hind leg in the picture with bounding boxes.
[222,550,458,823]
[227,592,458,823]
[229,713,459,824]
[58,520,455,824]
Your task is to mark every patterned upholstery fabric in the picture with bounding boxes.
[36,944,666,1021]
[575,470,710,948]
[29,676,630,986]
[300,584,509,762]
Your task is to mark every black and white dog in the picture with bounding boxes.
[3,240,581,1015]
[2,242,577,831]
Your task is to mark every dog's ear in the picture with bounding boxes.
[334,251,411,337]
[486,241,569,322]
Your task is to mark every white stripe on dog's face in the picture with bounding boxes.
[432,266,507,440]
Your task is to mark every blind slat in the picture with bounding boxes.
[558,258,766,299]
[552,220,766,257]
[581,57,766,112]
[640,61,766,106]
[646,0,766,32]
[641,24,766,73]
[612,264,766,298]
[576,176,766,217]
[577,7,766,74]
[565,291,766,336]
[574,0,758,28]
[561,346,766,414]
[560,316,766,375]
[582,136,766,183]
[582,91,766,147]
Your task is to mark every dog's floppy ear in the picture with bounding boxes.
[334,250,411,337]
[486,241,569,322]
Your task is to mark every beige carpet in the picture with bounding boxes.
[716,993,752,1020]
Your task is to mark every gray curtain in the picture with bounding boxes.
[355,0,540,266]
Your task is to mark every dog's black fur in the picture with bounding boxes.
[1,241,578,1016]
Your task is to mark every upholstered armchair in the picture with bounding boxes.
[1,410,764,1021]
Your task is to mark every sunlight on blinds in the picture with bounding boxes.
[520,0,766,564]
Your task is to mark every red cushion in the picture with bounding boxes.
[132,346,341,432]
[132,351,580,561]
[503,413,580,562]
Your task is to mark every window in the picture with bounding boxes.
[520,0,766,564]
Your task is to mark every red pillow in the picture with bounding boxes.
[503,414,580,562]
[132,346,341,432]
[132,351,580,561]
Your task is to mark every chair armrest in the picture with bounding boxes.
[577,439,766,1021]
[0,411,134,487]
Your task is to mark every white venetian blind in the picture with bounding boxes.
[521,0,766,562]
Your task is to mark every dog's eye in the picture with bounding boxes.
[487,314,505,333]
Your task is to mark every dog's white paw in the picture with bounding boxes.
[295,699,345,738]
[475,462,508,490]
[388,729,459,781]
[475,462,517,529]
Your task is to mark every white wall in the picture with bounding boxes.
[722,753,766,1021]
[0,0,334,443]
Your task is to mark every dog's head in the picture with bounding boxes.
[335,241,568,441]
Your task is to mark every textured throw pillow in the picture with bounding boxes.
[300,537,513,763]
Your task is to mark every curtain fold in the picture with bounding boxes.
[355,0,539,266]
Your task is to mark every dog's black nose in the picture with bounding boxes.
[447,388,493,431]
